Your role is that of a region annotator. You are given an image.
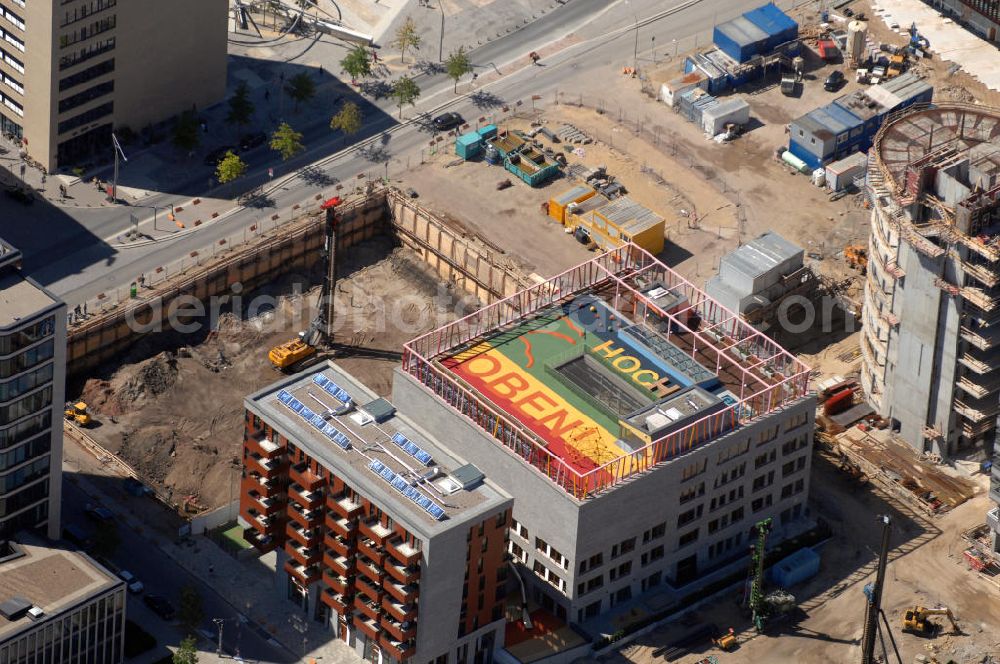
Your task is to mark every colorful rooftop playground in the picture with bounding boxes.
[402,245,811,500]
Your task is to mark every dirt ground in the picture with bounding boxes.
[72,237,471,508]
[609,455,1000,664]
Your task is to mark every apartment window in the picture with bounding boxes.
[620,537,636,555]
[681,458,707,481]
[752,471,775,493]
[678,530,698,548]
[730,506,744,524]
[59,15,117,49]
[495,510,507,528]
[751,495,773,513]
[781,460,795,478]
[0,317,54,356]
[679,481,704,504]
[757,425,779,445]
[714,462,746,488]
[677,504,702,528]
[754,450,776,469]
[642,522,666,543]
[59,36,116,70]
[784,412,808,432]
[0,363,53,402]
[586,575,603,593]
[649,545,665,562]
[57,101,113,134]
[782,434,810,455]
[60,0,118,28]
[717,439,749,464]
[0,387,52,422]
[59,80,114,113]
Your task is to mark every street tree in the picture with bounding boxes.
[216,151,247,184]
[445,46,472,93]
[329,100,363,144]
[226,81,255,129]
[340,45,372,84]
[178,585,204,632]
[172,110,201,153]
[91,521,119,559]
[391,76,421,119]
[392,17,422,64]
[173,636,199,664]
[285,72,316,112]
[270,122,304,161]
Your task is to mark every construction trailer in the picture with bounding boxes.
[713,3,798,64]
[824,151,868,191]
[702,98,751,136]
[661,71,710,108]
[565,195,665,254]
[548,185,597,224]
[455,132,483,160]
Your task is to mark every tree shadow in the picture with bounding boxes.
[412,60,444,76]
[469,90,506,110]
[238,187,276,209]
[299,165,338,187]
[358,144,391,163]
[410,113,437,134]
[359,79,392,99]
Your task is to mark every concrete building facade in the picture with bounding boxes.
[859,103,1000,554]
[0,0,228,170]
[925,0,1000,41]
[396,246,815,625]
[0,537,126,663]
[0,238,65,541]
[239,363,512,664]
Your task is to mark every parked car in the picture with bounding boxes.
[204,145,236,166]
[239,132,267,152]
[824,70,845,91]
[143,594,175,620]
[84,505,115,522]
[62,524,94,549]
[118,570,144,594]
[432,112,463,131]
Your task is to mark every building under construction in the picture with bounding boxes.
[860,103,1000,555]
[393,244,815,626]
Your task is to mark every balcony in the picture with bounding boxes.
[287,503,322,528]
[358,538,386,566]
[243,471,274,494]
[243,507,278,535]
[286,541,321,567]
[284,559,320,586]
[329,494,363,519]
[987,507,999,534]
[247,490,279,515]
[290,462,325,492]
[354,595,382,622]
[384,556,420,585]
[386,537,421,567]
[381,595,417,622]
[288,483,323,510]
[286,522,320,548]
[245,436,283,460]
[382,577,418,604]
[353,614,382,641]
[379,634,416,661]
[325,533,356,558]
[359,518,394,546]
[380,616,417,642]
[242,527,276,553]
[325,511,356,538]
[356,557,386,585]
[324,552,355,577]
[323,569,350,595]
[321,587,351,614]
[245,452,281,477]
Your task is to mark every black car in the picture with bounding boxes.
[824,70,845,91]
[84,505,115,522]
[204,145,236,166]
[143,594,175,620]
[432,112,463,131]
[239,132,267,152]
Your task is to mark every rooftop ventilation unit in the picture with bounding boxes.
[27,606,44,621]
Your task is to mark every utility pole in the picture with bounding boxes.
[861,516,892,664]
[436,0,445,62]
[213,617,225,656]
[109,132,127,203]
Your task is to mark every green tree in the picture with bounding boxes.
[216,151,247,184]
[392,17,422,64]
[173,636,199,664]
[329,101,363,144]
[445,46,472,93]
[91,521,120,559]
[270,122,304,161]
[285,72,316,112]
[172,111,201,153]
[340,45,372,84]
[391,76,421,119]
[226,81,255,129]
[178,585,204,632]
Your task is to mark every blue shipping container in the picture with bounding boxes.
[477,124,498,140]
[713,16,768,63]
[456,132,483,160]
[769,548,820,588]
[744,3,798,52]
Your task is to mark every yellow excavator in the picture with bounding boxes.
[64,402,92,426]
[901,606,961,636]
[268,197,341,371]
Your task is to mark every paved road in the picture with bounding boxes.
[61,477,294,663]
[5,0,807,306]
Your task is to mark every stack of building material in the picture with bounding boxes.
[557,124,592,144]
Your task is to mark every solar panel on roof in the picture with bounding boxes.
[277,390,293,405]
[313,375,330,389]
[390,477,408,492]
[322,424,338,437]
[391,432,407,448]
[413,450,433,465]
[426,504,446,521]
[289,399,304,413]
[310,415,326,430]
[369,459,385,473]
[333,432,351,449]
[335,389,352,403]
[380,467,397,482]
[403,487,419,500]
[415,495,432,510]
[299,406,315,420]
[392,432,433,466]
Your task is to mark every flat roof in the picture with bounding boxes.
[0,272,59,328]
[0,237,20,271]
[0,541,121,640]
[247,363,507,534]
[721,231,802,280]
[405,246,811,498]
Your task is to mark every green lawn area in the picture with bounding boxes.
[217,523,252,551]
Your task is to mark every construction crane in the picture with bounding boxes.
[746,518,772,633]
[861,515,902,664]
[268,197,340,371]
[901,606,961,636]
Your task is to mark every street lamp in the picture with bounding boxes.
[625,0,639,71]
[436,0,445,63]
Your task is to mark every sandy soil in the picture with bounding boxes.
[72,238,468,508]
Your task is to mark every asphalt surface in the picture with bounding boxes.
[3,0,806,306]
[62,477,294,663]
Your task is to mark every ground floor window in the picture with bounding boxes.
[56,122,111,168]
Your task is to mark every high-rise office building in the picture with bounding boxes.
[0,0,228,170]
[0,238,66,541]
